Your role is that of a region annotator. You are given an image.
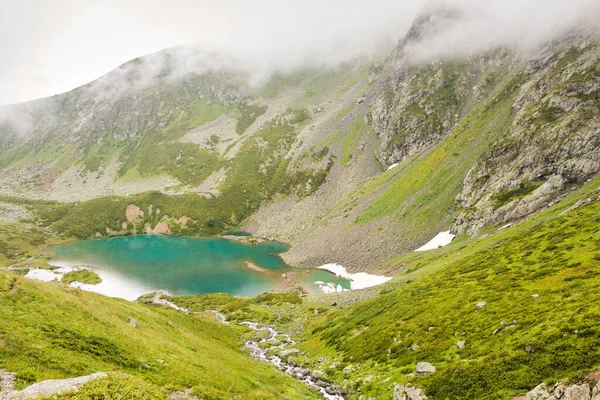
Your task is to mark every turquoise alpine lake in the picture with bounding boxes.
[49,235,351,297]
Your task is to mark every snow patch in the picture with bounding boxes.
[415,231,456,252]
[314,281,345,293]
[317,263,392,291]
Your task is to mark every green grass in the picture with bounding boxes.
[0,221,54,267]
[61,269,102,285]
[341,117,371,165]
[353,72,524,243]
[235,103,267,134]
[47,374,167,400]
[494,180,543,208]
[0,268,317,399]
[293,185,600,399]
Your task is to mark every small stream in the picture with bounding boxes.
[210,311,344,399]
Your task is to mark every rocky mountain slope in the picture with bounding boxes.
[1,6,600,400]
[1,10,599,273]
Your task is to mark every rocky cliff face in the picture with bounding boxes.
[454,33,600,234]
[371,6,474,165]
[0,9,599,273]
[369,9,600,239]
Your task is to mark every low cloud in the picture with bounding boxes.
[403,0,600,62]
[0,0,598,112]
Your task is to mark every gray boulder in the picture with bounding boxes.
[415,362,436,376]
[526,383,550,400]
[592,382,600,400]
[394,384,428,400]
[0,372,106,400]
[563,383,591,400]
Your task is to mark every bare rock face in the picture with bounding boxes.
[394,384,428,400]
[0,370,16,392]
[370,60,472,166]
[454,34,600,235]
[592,382,600,400]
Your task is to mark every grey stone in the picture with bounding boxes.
[129,316,137,327]
[394,384,428,400]
[457,340,466,349]
[310,370,329,382]
[328,361,340,370]
[363,375,376,383]
[415,362,436,376]
[0,370,16,392]
[476,301,487,308]
[553,383,567,399]
[526,383,550,400]
[591,382,600,400]
[0,372,106,400]
[343,364,354,375]
[279,348,299,357]
[563,383,591,400]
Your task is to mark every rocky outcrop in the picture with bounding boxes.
[454,34,600,235]
[394,384,428,400]
[0,372,106,400]
[370,59,473,165]
[0,371,16,392]
[521,380,600,400]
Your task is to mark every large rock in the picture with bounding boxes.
[524,381,594,400]
[0,372,106,400]
[526,383,550,400]
[0,370,16,392]
[591,382,600,400]
[415,362,436,376]
[563,383,591,400]
[394,384,428,400]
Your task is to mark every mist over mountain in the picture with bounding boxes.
[1,0,599,105]
[0,2,600,400]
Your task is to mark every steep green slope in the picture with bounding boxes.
[0,269,317,399]
[355,71,521,229]
[289,181,600,399]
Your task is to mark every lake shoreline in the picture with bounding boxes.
[32,235,391,302]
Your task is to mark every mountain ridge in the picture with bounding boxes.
[1,10,600,398]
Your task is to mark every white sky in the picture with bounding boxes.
[0,0,598,105]
[0,0,417,105]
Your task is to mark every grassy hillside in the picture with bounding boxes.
[284,179,600,399]
[0,268,317,399]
